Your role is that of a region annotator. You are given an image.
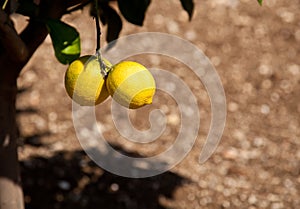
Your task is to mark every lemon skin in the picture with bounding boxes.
[65,55,112,106]
[106,61,156,109]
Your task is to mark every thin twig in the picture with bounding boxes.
[66,0,92,14]
[2,0,9,10]
[94,0,107,76]
[95,17,101,52]
[94,0,101,52]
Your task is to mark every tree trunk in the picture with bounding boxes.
[0,73,24,209]
[0,1,89,208]
[0,11,55,209]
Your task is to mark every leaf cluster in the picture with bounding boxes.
[10,0,262,64]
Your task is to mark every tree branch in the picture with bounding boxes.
[0,0,89,73]
[19,0,85,65]
[66,0,92,14]
[0,10,29,64]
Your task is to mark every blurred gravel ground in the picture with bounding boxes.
[14,0,300,208]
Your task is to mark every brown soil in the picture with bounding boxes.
[14,0,300,208]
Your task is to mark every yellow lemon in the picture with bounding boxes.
[65,55,111,106]
[106,61,156,109]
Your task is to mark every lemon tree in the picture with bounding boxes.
[0,0,266,208]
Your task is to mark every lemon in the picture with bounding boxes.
[65,55,111,106]
[106,61,156,109]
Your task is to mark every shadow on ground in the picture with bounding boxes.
[20,148,186,209]
[17,76,186,209]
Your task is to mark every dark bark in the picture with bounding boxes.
[0,72,23,209]
[0,10,24,209]
[0,1,88,208]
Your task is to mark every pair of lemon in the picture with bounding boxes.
[64,55,156,109]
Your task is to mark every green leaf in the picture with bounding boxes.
[16,0,39,17]
[99,3,123,43]
[117,0,151,26]
[257,0,263,5]
[179,0,194,21]
[46,19,81,65]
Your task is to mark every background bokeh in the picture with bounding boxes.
[14,0,299,208]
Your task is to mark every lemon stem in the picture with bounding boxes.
[94,0,101,52]
[96,51,107,77]
[94,0,107,76]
